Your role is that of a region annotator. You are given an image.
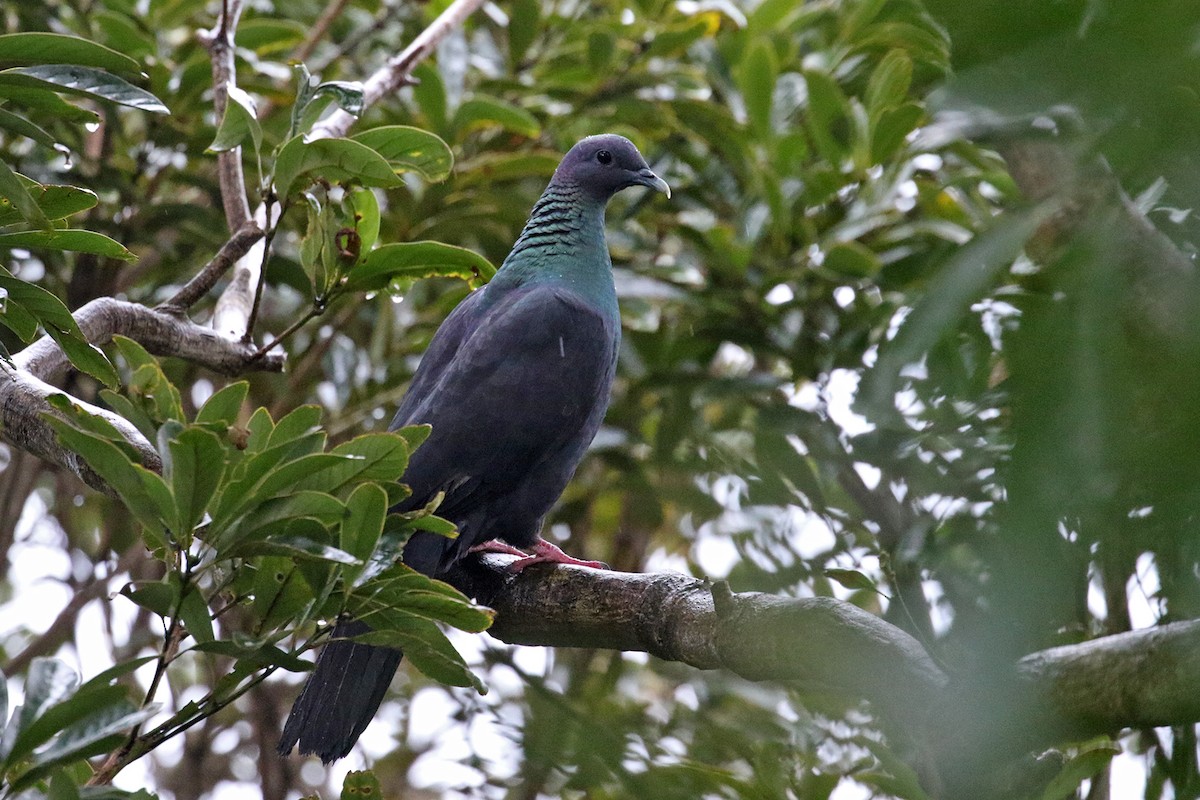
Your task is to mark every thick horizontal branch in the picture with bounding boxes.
[448,556,1200,747]
[2,297,285,492]
[15,298,285,382]
[449,556,946,725]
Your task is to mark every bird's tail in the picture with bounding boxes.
[277,618,403,763]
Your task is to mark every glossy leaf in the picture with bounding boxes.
[0,184,98,227]
[452,96,540,139]
[0,229,134,260]
[0,32,142,74]
[0,65,168,113]
[343,241,496,293]
[351,125,454,182]
[208,89,262,156]
[196,381,249,427]
[273,135,404,198]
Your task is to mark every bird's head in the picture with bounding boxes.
[553,134,671,203]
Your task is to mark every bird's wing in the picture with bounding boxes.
[393,283,617,517]
[389,288,487,429]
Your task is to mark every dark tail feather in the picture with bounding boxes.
[277,619,403,763]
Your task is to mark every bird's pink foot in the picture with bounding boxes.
[506,538,609,573]
[467,539,530,558]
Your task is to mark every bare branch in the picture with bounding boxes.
[2,298,285,492]
[16,298,284,383]
[293,0,354,63]
[449,556,947,724]
[309,0,489,141]
[200,0,251,232]
[160,218,263,311]
[450,556,1200,745]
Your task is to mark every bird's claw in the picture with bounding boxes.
[468,537,608,572]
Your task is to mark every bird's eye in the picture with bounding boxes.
[596,150,613,165]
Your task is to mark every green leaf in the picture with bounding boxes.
[823,241,881,278]
[341,770,383,799]
[238,19,308,55]
[120,581,177,616]
[0,106,57,148]
[824,568,877,593]
[9,683,127,767]
[410,63,446,133]
[350,614,484,692]
[865,49,913,118]
[0,274,119,386]
[395,423,431,453]
[0,229,134,260]
[195,381,249,427]
[0,32,142,74]
[871,102,922,162]
[351,125,454,182]
[0,184,98,227]
[242,534,362,565]
[343,241,495,293]
[452,96,540,139]
[1041,742,1121,800]
[208,89,262,156]
[297,432,411,494]
[46,416,172,540]
[859,206,1050,419]
[178,586,215,644]
[737,40,777,136]
[508,0,540,67]
[311,80,364,117]
[348,187,380,257]
[165,426,225,538]
[13,702,158,790]
[0,66,168,114]
[268,404,324,448]
[112,336,184,420]
[339,483,387,586]
[4,658,79,761]
[273,135,404,199]
[804,69,851,165]
[0,160,48,227]
[0,86,99,123]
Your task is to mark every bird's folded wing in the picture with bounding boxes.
[392,284,617,515]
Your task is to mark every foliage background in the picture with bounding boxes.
[0,0,1198,797]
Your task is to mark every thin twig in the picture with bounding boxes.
[242,207,283,342]
[293,0,354,62]
[310,0,489,141]
[201,0,251,232]
[159,218,264,311]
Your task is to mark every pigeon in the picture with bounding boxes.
[279,134,670,762]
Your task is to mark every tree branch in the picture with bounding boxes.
[309,0,489,141]
[1,298,285,492]
[200,0,251,233]
[448,556,1200,752]
[160,218,263,311]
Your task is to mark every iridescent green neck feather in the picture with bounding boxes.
[489,181,618,318]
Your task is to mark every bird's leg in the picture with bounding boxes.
[507,538,609,573]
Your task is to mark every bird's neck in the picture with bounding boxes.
[494,181,617,313]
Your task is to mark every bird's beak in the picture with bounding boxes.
[635,168,671,199]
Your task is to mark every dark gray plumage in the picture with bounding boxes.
[279,134,669,762]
